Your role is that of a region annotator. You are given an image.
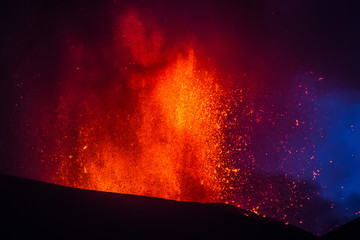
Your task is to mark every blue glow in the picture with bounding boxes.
[316,94,360,219]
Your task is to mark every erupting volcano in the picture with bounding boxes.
[3,0,360,236]
[10,4,322,231]
[18,8,321,231]
[37,11,237,203]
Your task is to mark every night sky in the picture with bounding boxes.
[1,0,360,236]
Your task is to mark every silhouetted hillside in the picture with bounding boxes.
[321,217,360,240]
[0,174,319,239]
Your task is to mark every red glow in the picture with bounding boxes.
[19,7,324,234]
[39,11,237,203]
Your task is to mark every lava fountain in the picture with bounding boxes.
[13,5,327,235]
[57,49,232,202]
[34,10,236,203]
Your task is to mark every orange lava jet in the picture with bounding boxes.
[7,2,337,235]
[47,10,235,203]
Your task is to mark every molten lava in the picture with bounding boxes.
[19,7,325,234]
[45,11,235,203]
[60,50,230,202]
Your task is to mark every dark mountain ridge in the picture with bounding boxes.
[0,173,346,239]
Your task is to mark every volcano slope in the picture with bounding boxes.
[0,174,320,239]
